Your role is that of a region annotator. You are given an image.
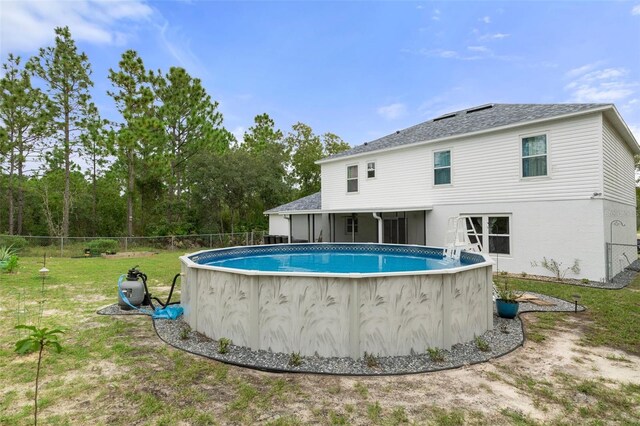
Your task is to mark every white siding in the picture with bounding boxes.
[322,114,603,211]
[602,118,636,205]
[268,215,289,236]
[425,200,607,281]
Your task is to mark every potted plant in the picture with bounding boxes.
[495,277,521,319]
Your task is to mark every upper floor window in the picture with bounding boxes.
[522,134,547,177]
[434,150,451,185]
[347,165,358,193]
[367,161,376,179]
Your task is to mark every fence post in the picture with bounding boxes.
[606,242,610,283]
[124,237,128,252]
[251,231,254,245]
[209,234,212,248]
[60,237,63,257]
[171,235,175,250]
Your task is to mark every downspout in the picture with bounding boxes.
[372,212,383,244]
[283,214,291,243]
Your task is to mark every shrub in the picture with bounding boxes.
[288,352,302,366]
[87,239,118,255]
[475,336,490,352]
[363,352,379,368]
[0,245,17,261]
[531,257,581,282]
[0,236,27,250]
[0,246,19,273]
[218,337,231,354]
[495,277,521,302]
[427,347,445,362]
[2,255,19,273]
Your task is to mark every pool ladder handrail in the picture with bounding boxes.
[444,216,483,260]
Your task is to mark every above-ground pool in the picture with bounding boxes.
[180,243,494,358]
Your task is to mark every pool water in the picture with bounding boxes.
[203,251,463,274]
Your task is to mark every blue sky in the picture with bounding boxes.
[1,0,639,146]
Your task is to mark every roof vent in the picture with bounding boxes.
[363,142,368,146]
[395,130,400,134]
[433,113,456,122]
[466,104,493,114]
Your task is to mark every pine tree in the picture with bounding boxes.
[28,26,98,237]
[0,54,53,234]
[108,50,161,237]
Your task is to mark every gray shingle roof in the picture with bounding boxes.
[265,192,321,214]
[323,103,610,161]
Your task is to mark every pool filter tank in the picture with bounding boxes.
[118,267,146,310]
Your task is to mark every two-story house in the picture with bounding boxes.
[266,104,639,282]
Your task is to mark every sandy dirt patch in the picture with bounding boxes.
[234,315,640,423]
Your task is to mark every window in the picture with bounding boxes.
[346,217,358,234]
[347,165,358,193]
[488,216,510,254]
[464,215,511,255]
[522,134,547,177]
[434,150,451,185]
[367,161,376,178]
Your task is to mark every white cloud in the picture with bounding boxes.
[431,9,441,21]
[479,32,509,41]
[632,4,640,15]
[565,62,602,78]
[468,45,490,53]
[155,20,207,77]
[416,48,493,61]
[565,65,637,103]
[481,16,491,24]
[0,0,154,52]
[377,103,407,120]
[231,126,245,145]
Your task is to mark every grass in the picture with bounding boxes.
[0,253,639,424]
[511,276,640,355]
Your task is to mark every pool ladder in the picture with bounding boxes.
[444,216,483,260]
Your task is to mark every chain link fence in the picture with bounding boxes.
[0,231,268,257]
[606,242,637,282]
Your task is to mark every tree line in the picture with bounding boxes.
[0,27,350,238]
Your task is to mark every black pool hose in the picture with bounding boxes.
[133,269,181,309]
[151,273,182,308]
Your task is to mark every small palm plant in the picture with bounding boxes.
[0,245,18,272]
[15,325,64,425]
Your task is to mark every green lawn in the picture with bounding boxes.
[512,278,640,355]
[1,253,638,425]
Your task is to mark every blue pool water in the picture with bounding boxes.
[202,250,464,274]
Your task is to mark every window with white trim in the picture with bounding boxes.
[434,150,451,185]
[522,134,547,177]
[367,161,376,179]
[347,165,358,193]
[465,215,511,255]
[346,217,358,233]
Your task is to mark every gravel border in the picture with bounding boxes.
[97,292,584,375]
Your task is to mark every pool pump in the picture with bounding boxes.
[117,267,147,310]
[118,266,182,312]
